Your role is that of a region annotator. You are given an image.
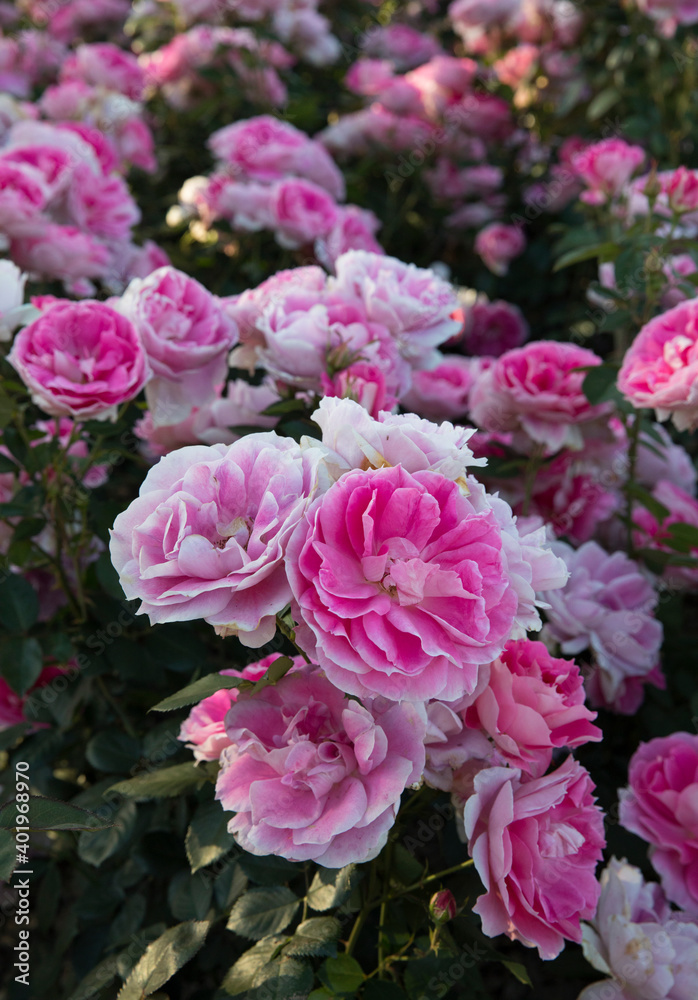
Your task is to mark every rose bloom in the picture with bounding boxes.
[110,433,326,646]
[571,137,645,205]
[270,177,339,249]
[10,224,111,282]
[331,250,460,364]
[315,204,384,270]
[400,354,478,422]
[119,266,238,426]
[464,757,606,960]
[178,656,286,761]
[285,464,520,703]
[0,159,46,235]
[542,540,663,712]
[460,299,529,357]
[464,638,601,777]
[667,166,698,213]
[59,42,145,100]
[0,259,30,340]
[618,298,698,431]
[215,662,426,867]
[474,223,526,276]
[320,361,395,419]
[360,24,443,71]
[469,341,610,454]
[636,0,698,31]
[580,857,698,1000]
[8,300,149,420]
[620,733,698,915]
[632,479,698,588]
[0,663,68,731]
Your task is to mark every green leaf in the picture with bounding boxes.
[0,796,112,832]
[260,398,307,417]
[11,517,45,541]
[586,87,621,120]
[0,637,43,695]
[285,917,341,958]
[627,483,671,522]
[239,853,302,885]
[0,393,14,428]
[307,865,360,912]
[108,763,209,800]
[117,920,210,1000]
[0,828,15,881]
[227,886,300,940]
[78,801,137,867]
[186,799,236,873]
[168,869,213,921]
[553,242,617,272]
[0,722,28,751]
[86,730,142,774]
[582,364,620,406]
[318,955,365,995]
[502,959,532,986]
[220,936,287,996]
[664,522,698,553]
[241,656,294,695]
[0,453,18,474]
[0,574,38,631]
[149,673,243,713]
[250,955,313,1000]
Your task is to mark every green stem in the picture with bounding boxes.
[275,614,311,663]
[345,858,379,956]
[97,677,138,739]
[521,444,545,517]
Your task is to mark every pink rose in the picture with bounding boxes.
[119,266,238,426]
[285,464,520,702]
[331,250,460,364]
[0,159,46,235]
[345,58,395,96]
[66,164,140,242]
[320,362,395,418]
[10,224,110,282]
[493,43,539,88]
[178,656,285,761]
[9,300,149,420]
[632,479,698,588]
[360,24,443,71]
[571,138,645,205]
[460,299,529,357]
[464,758,606,959]
[0,662,68,732]
[469,341,610,454]
[667,166,698,213]
[464,638,601,777]
[215,662,426,866]
[60,43,146,100]
[270,177,339,248]
[618,298,698,431]
[474,223,526,276]
[315,204,384,270]
[401,354,477,421]
[620,733,698,915]
[110,434,326,646]
[637,0,698,29]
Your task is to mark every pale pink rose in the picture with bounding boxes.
[0,259,29,340]
[632,479,698,588]
[423,688,501,793]
[464,638,601,777]
[215,663,426,866]
[331,250,460,364]
[464,758,606,960]
[580,857,698,1000]
[637,0,698,29]
[460,299,529,356]
[0,159,46,235]
[60,43,146,100]
[178,657,282,761]
[541,540,663,709]
[315,205,384,270]
[469,341,610,454]
[618,299,698,431]
[474,223,526,276]
[585,660,666,716]
[119,266,238,426]
[272,7,340,67]
[447,93,513,142]
[318,106,435,158]
[571,138,645,205]
[110,433,326,645]
[661,254,698,309]
[10,225,111,282]
[9,300,149,420]
[406,55,478,114]
[67,165,140,242]
[360,24,443,71]
[401,354,477,421]
[449,0,521,32]
[38,0,130,43]
[270,177,339,248]
[113,116,157,173]
[320,362,395,418]
[493,43,539,88]
[33,418,109,489]
[285,464,520,702]
[55,122,119,175]
[345,58,395,96]
[208,115,345,199]
[205,177,275,232]
[620,733,698,915]
[635,422,697,495]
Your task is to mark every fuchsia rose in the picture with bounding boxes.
[331,250,460,364]
[178,656,286,761]
[0,663,68,731]
[0,160,46,234]
[468,341,610,454]
[464,757,606,960]
[215,663,426,867]
[464,639,601,777]
[119,266,238,426]
[580,858,698,1000]
[67,165,141,242]
[572,138,645,205]
[632,479,698,588]
[620,734,698,915]
[109,433,326,646]
[667,166,698,213]
[285,464,519,703]
[8,300,149,420]
[618,298,698,431]
[60,43,146,100]
[460,299,529,357]
[320,362,395,418]
[270,177,339,248]
[474,223,526,276]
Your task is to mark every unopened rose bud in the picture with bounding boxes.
[429,889,457,925]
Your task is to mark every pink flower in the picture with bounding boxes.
[460,299,529,357]
[464,638,600,776]
[424,690,499,792]
[67,164,140,242]
[320,362,395,418]
[331,250,460,364]
[474,223,526,276]
[10,224,110,282]
[215,662,426,866]
[8,300,149,420]
[580,857,698,1000]
[464,757,606,960]
[270,177,339,248]
[571,138,645,205]
[110,434,326,646]
[0,259,29,340]
[541,540,663,710]
[285,464,520,702]
[0,663,68,732]
[119,266,238,426]
[360,24,443,71]
[0,159,46,235]
[178,656,285,761]
[60,43,146,100]
[430,889,458,924]
[637,0,698,30]
[208,115,345,199]
[401,354,478,421]
[315,204,384,270]
[619,733,698,916]
[618,299,698,431]
[632,479,698,588]
[345,58,395,96]
[667,166,698,213]
[493,43,539,88]
[469,341,610,454]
